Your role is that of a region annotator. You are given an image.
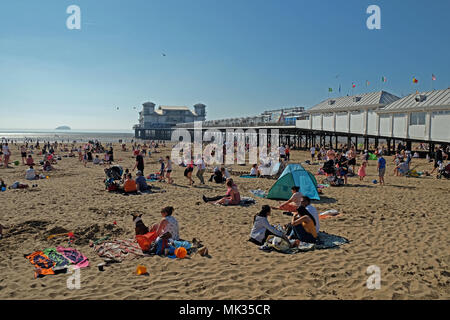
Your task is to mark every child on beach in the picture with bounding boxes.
[377,154,386,185]
[271,186,302,213]
[358,161,367,181]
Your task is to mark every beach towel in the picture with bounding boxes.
[93,239,147,262]
[250,189,267,198]
[56,247,89,269]
[259,232,349,254]
[239,175,258,178]
[25,251,55,277]
[319,209,340,220]
[43,248,70,270]
[239,197,256,206]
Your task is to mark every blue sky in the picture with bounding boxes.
[1,0,449,130]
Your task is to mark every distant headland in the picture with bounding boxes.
[55,126,71,130]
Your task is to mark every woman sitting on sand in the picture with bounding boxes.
[26,155,35,167]
[249,205,288,245]
[202,178,240,205]
[43,160,53,171]
[216,179,241,206]
[149,206,179,240]
[271,186,302,213]
[123,173,137,193]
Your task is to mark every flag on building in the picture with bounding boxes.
[328,87,333,92]
[413,77,418,84]
[432,74,437,81]
[352,83,356,88]
[382,76,387,82]
[366,80,370,86]
[339,85,341,93]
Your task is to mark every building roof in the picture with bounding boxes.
[308,91,400,113]
[377,88,450,113]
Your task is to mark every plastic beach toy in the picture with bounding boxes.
[175,247,187,259]
[1,187,6,192]
[136,265,148,275]
[372,179,378,184]
[14,161,20,166]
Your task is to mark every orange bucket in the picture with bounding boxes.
[136,265,148,275]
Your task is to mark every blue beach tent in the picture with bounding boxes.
[267,164,320,200]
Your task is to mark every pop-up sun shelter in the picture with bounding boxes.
[267,164,320,200]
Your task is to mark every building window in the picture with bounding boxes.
[410,112,426,125]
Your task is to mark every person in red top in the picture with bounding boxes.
[285,145,291,161]
[26,155,35,167]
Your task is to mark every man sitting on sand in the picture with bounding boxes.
[285,196,319,244]
[135,170,150,192]
[25,166,39,180]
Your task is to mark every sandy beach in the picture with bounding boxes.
[0,143,449,300]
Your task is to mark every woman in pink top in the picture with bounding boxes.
[215,179,241,206]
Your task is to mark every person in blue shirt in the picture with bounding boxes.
[377,154,386,185]
[135,170,149,192]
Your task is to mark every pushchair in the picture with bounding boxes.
[104,165,123,191]
[438,163,450,179]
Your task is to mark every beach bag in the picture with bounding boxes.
[136,231,158,252]
[265,235,291,253]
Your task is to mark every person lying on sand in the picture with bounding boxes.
[271,186,302,213]
[148,206,180,240]
[249,205,289,245]
[284,196,319,244]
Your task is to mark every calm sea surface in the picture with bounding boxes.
[0,129,135,143]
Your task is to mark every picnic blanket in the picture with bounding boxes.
[43,248,70,269]
[239,175,258,179]
[260,232,349,254]
[56,246,89,269]
[25,251,55,277]
[93,239,147,262]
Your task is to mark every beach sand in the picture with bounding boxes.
[0,143,449,300]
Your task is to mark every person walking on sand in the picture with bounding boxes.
[133,150,145,176]
[165,156,173,184]
[310,145,316,161]
[377,153,386,185]
[195,156,206,184]
[2,143,11,168]
[21,145,27,165]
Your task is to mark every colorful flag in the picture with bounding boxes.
[339,85,341,93]
[366,80,370,86]
[328,87,333,92]
[352,83,356,88]
[382,76,387,82]
[413,77,418,84]
[432,74,436,81]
